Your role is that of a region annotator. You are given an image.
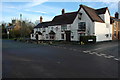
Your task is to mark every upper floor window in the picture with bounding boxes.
[61,24,67,31]
[78,22,86,31]
[78,13,82,20]
[51,27,54,30]
[42,28,45,32]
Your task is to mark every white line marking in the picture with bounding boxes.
[95,53,102,56]
[93,48,102,51]
[83,51,91,53]
[107,55,115,58]
[114,58,119,61]
[100,53,106,56]
[92,45,118,51]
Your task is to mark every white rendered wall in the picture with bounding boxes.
[71,8,94,41]
[104,10,110,24]
[94,22,112,42]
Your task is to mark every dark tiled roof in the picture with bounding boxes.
[36,31,42,35]
[51,12,78,25]
[34,21,51,28]
[34,5,109,28]
[49,30,55,34]
[6,26,14,29]
[79,5,105,23]
[95,7,108,14]
[110,16,120,24]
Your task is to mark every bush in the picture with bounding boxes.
[80,36,96,44]
[2,33,8,39]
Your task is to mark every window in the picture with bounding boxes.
[61,34,64,39]
[78,22,86,31]
[32,34,34,37]
[61,24,67,31]
[78,13,82,20]
[51,27,54,30]
[79,33,85,36]
[71,36,74,39]
[71,32,74,39]
[105,34,109,38]
[110,34,112,37]
[42,28,45,32]
[46,34,48,39]
[50,35,55,39]
[114,31,116,36]
[56,27,58,31]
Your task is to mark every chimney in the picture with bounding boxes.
[40,16,43,23]
[115,12,119,19]
[62,9,65,15]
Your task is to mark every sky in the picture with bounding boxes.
[1,1,120,23]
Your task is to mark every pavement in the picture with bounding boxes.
[2,40,119,78]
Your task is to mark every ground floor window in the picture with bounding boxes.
[46,34,48,39]
[50,35,55,40]
[79,33,85,36]
[114,31,116,37]
[32,34,34,37]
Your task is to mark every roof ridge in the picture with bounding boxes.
[80,4,95,10]
[95,7,108,10]
[55,11,78,17]
[80,4,104,23]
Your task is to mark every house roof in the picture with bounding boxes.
[79,5,105,23]
[49,30,55,35]
[34,4,109,28]
[34,21,51,28]
[110,16,120,24]
[6,26,14,29]
[95,7,108,14]
[51,11,78,25]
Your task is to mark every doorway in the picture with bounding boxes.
[65,31,71,42]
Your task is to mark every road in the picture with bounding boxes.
[2,40,119,78]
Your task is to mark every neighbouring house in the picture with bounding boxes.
[6,23,15,32]
[110,12,120,40]
[31,4,114,42]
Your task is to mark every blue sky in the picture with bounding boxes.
[1,2,119,23]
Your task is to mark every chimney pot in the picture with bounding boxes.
[115,12,119,19]
[40,16,43,23]
[62,9,65,15]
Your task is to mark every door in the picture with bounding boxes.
[65,31,71,42]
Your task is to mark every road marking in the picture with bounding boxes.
[100,53,106,56]
[92,45,118,51]
[106,55,115,58]
[83,51,91,53]
[51,46,118,61]
[114,58,119,61]
[95,53,102,56]
[93,48,102,51]
[89,52,97,54]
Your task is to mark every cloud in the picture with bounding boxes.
[25,0,48,8]
[24,9,47,14]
